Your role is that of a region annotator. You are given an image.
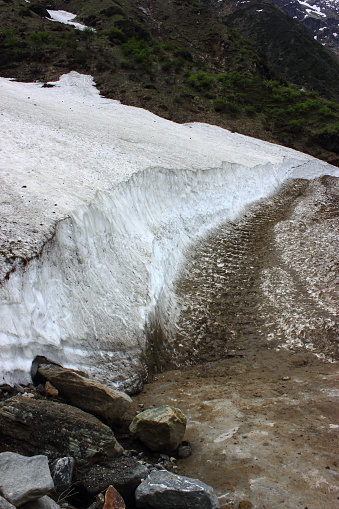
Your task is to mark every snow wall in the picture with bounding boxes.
[0,73,338,393]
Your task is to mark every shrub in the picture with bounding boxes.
[29,31,50,44]
[214,99,242,116]
[102,27,126,44]
[187,72,216,90]
[245,105,256,116]
[318,106,336,118]
[286,119,305,132]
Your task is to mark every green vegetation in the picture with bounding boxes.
[0,0,338,161]
[184,70,339,139]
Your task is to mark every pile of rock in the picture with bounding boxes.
[0,362,219,509]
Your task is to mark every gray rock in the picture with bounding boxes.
[129,406,186,452]
[0,495,15,509]
[20,496,61,509]
[135,470,219,509]
[78,457,149,506]
[177,440,192,459]
[0,396,123,469]
[0,452,54,506]
[38,364,132,426]
[52,457,75,495]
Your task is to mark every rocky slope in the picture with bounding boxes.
[267,0,339,59]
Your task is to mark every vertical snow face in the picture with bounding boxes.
[0,159,316,392]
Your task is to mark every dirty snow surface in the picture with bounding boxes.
[0,72,338,392]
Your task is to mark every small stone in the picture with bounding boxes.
[52,457,75,494]
[103,486,125,509]
[0,452,54,506]
[45,382,59,397]
[238,501,253,509]
[177,441,192,459]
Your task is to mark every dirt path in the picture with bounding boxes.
[139,176,339,508]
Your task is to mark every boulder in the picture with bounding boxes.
[52,457,75,495]
[38,364,132,426]
[78,457,149,506]
[20,496,61,509]
[103,486,125,509]
[0,396,123,468]
[0,496,15,509]
[135,470,220,509]
[129,406,186,452]
[0,452,54,506]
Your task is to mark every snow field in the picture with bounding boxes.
[0,72,337,390]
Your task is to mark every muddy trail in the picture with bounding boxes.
[139,175,339,508]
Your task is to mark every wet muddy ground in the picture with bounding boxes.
[140,176,339,508]
[131,350,339,509]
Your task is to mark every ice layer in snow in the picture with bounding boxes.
[0,72,338,391]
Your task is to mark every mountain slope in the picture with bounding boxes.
[211,0,339,101]
[267,0,339,59]
[0,0,338,164]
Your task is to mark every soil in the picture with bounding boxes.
[129,350,339,509]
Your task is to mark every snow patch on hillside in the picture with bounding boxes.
[47,10,94,31]
[0,72,337,391]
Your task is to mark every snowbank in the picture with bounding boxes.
[0,72,337,391]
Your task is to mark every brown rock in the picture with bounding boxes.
[103,486,125,509]
[238,502,253,509]
[0,396,123,468]
[38,364,132,426]
[44,382,58,397]
[129,405,186,452]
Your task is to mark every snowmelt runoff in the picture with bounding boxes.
[0,72,338,392]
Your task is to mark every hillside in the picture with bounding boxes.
[0,0,339,164]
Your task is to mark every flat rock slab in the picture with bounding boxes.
[135,470,219,509]
[0,396,123,468]
[129,405,186,452]
[38,364,132,426]
[0,452,54,506]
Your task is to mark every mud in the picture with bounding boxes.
[139,176,339,508]
[131,350,339,508]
